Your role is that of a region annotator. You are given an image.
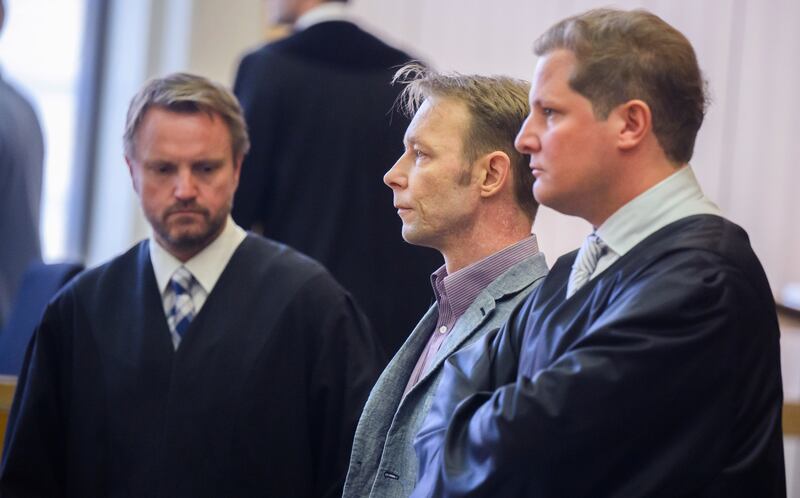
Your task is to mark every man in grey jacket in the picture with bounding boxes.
[342,64,548,498]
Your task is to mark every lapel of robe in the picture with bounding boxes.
[122,242,175,364]
[173,237,268,363]
[169,236,307,378]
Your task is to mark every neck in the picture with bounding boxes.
[588,153,684,228]
[440,205,532,274]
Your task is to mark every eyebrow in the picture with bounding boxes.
[405,133,431,149]
[192,159,225,166]
[143,159,175,168]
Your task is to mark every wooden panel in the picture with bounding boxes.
[0,375,17,456]
[785,402,800,436]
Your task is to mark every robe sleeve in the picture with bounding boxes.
[231,50,281,233]
[0,294,72,498]
[299,273,382,498]
[412,292,534,493]
[412,252,781,497]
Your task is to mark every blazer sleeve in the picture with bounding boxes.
[413,294,532,495]
[231,50,282,231]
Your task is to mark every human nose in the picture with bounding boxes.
[174,168,198,200]
[383,155,408,190]
[514,114,540,155]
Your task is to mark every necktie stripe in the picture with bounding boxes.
[167,267,196,341]
[567,233,607,298]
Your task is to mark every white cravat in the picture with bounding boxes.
[567,233,607,298]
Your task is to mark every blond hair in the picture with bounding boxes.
[123,72,250,160]
[393,64,537,217]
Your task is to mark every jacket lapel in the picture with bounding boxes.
[368,305,439,409]
[411,252,548,391]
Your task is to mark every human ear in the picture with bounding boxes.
[479,151,510,198]
[613,99,651,151]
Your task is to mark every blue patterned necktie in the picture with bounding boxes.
[168,266,196,338]
[567,233,607,298]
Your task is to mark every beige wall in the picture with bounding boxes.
[89,0,798,301]
[350,0,799,301]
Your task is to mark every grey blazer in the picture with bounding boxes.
[342,252,548,498]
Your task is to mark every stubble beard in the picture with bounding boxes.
[152,202,229,257]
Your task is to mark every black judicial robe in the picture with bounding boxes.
[232,21,442,360]
[412,215,785,497]
[0,235,382,498]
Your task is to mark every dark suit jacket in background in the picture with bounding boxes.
[232,21,441,360]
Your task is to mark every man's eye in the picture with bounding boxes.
[196,163,217,174]
[542,108,555,117]
[414,150,427,159]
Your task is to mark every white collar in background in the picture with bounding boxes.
[295,2,350,31]
[596,166,723,259]
[149,216,247,295]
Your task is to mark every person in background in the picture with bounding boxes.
[232,0,441,360]
[0,0,44,327]
[412,8,785,497]
[343,64,548,498]
[0,72,380,498]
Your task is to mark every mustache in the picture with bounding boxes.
[164,202,209,217]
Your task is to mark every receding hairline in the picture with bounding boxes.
[402,95,473,155]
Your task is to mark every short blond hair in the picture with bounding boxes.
[393,64,537,217]
[123,72,250,160]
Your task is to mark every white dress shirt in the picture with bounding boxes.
[590,166,723,280]
[150,216,247,346]
[295,2,350,31]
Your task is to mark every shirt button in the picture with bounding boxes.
[439,326,447,334]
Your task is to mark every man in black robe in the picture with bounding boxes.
[0,73,381,498]
[232,0,441,359]
[412,8,785,497]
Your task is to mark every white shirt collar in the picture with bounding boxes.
[149,216,247,295]
[295,2,350,31]
[596,166,723,258]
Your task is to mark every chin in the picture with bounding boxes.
[401,229,437,250]
[532,184,551,207]
[401,227,423,245]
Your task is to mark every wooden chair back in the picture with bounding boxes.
[0,375,17,455]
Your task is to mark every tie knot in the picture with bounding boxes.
[567,233,608,298]
[170,266,194,295]
[584,233,606,261]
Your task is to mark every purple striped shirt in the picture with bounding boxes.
[403,235,540,395]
